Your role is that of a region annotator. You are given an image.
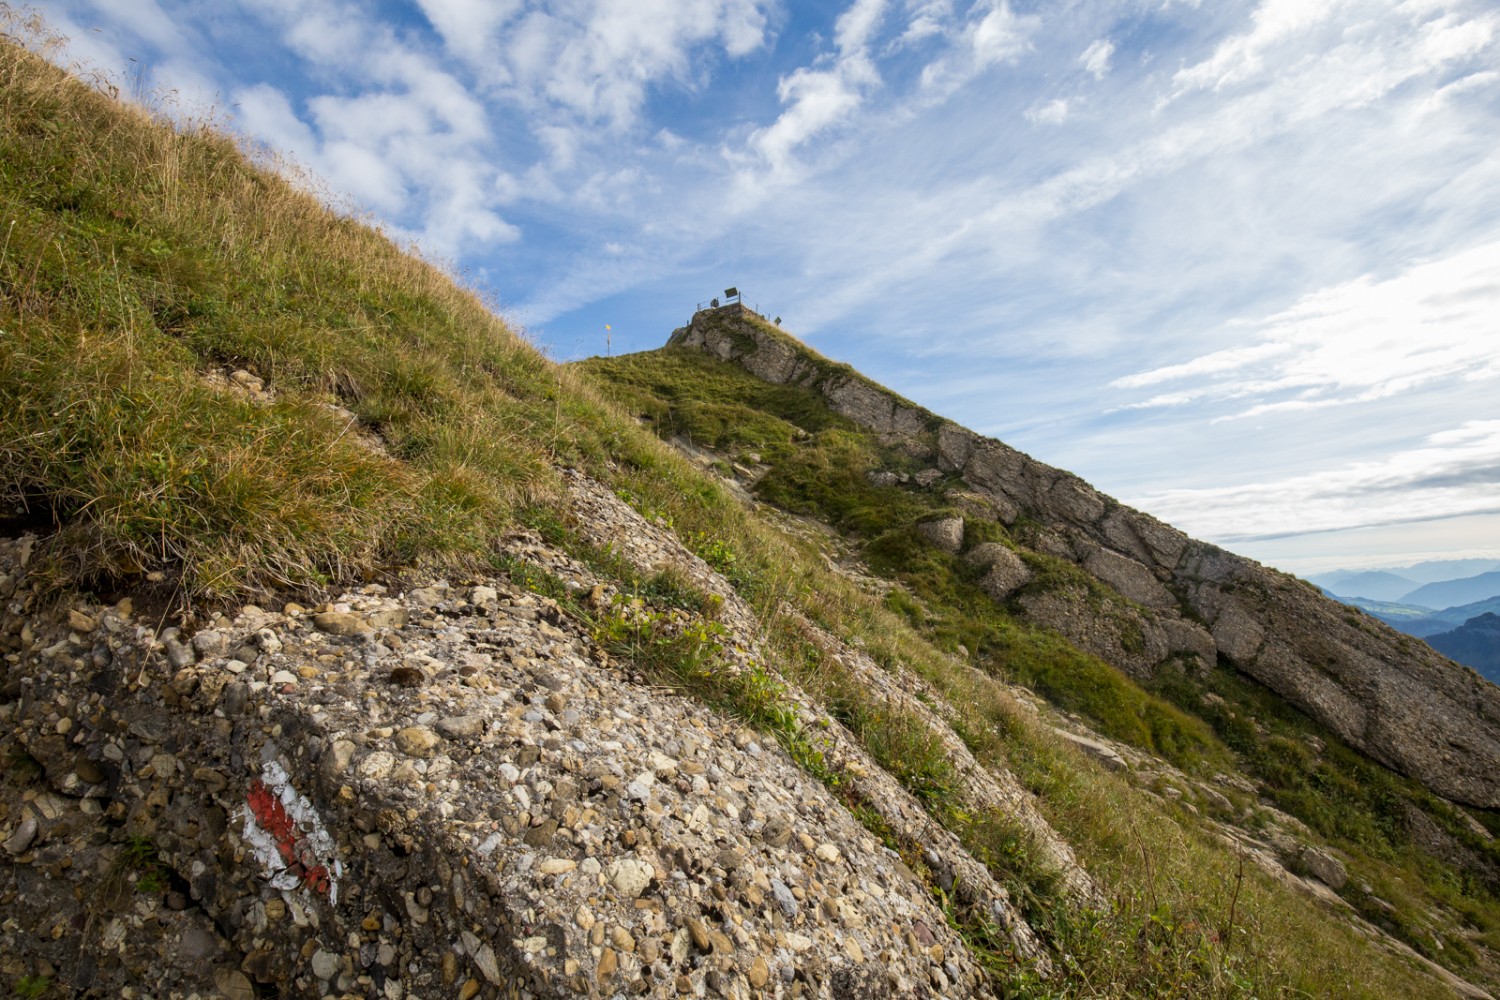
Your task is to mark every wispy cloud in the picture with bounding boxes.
[1025,97,1070,124]
[1115,239,1500,418]
[1130,420,1500,543]
[1170,0,1347,96]
[1080,37,1113,78]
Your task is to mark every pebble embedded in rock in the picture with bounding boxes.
[310,949,340,980]
[607,858,654,898]
[313,611,368,636]
[436,715,484,739]
[685,917,711,952]
[3,817,38,856]
[770,878,799,919]
[394,726,441,757]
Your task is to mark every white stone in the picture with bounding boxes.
[607,858,655,898]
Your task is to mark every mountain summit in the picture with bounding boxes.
[645,306,1500,808]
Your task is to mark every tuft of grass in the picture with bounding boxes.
[13,976,52,999]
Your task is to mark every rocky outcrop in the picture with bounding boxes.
[669,308,1500,808]
[0,516,1018,998]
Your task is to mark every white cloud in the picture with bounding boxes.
[1130,420,1500,543]
[1112,342,1293,389]
[232,84,318,161]
[1172,0,1346,94]
[744,0,888,173]
[916,0,1036,96]
[1024,97,1070,124]
[89,0,189,54]
[747,58,878,170]
[413,0,523,63]
[970,0,1029,66]
[416,0,773,128]
[1117,239,1500,417]
[837,0,890,52]
[894,0,955,47]
[225,6,523,260]
[1080,37,1114,78]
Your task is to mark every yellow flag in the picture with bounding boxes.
[605,324,612,330]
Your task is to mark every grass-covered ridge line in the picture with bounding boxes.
[0,30,635,598]
[580,330,1500,995]
[582,346,1225,771]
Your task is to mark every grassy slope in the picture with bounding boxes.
[581,341,1500,991]
[0,24,1466,997]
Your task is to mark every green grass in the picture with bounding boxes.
[583,347,1226,774]
[0,26,634,599]
[1150,659,1500,967]
[13,976,52,999]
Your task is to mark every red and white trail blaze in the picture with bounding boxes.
[239,759,342,904]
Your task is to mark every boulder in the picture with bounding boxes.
[1298,846,1348,890]
[1081,545,1176,609]
[917,517,965,555]
[965,544,1032,602]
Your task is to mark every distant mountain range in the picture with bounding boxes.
[1428,614,1500,683]
[1403,571,1500,611]
[1309,558,1500,596]
[1309,562,1500,607]
[1342,595,1500,638]
[1314,560,1500,677]
[1309,562,1500,679]
[1310,570,1421,602]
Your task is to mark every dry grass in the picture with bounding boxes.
[0,16,612,599]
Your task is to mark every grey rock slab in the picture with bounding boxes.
[917,517,965,555]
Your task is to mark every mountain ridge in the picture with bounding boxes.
[1404,572,1500,612]
[1428,613,1500,683]
[661,306,1500,809]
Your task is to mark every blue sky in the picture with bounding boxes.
[28,0,1500,575]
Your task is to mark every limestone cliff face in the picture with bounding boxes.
[668,309,1500,808]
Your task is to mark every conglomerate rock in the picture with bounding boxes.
[0,467,1085,997]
